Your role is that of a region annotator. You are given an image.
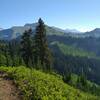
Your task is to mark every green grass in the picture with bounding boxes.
[0,66,99,100]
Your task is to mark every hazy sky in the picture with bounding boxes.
[0,0,100,32]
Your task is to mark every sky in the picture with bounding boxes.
[0,0,100,32]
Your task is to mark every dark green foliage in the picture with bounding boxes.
[34,18,52,71]
[63,65,72,84]
[20,29,33,67]
[76,74,100,96]
[50,41,100,85]
[51,41,96,58]
[0,41,9,66]
[63,72,72,84]
[2,43,10,67]
[8,41,16,67]
[20,18,52,71]
[0,40,24,67]
[0,19,52,72]
[77,70,87,89]
[79,74,87,87]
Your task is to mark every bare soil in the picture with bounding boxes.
[0,75,21,100]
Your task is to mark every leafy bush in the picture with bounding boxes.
[0,66,99,100]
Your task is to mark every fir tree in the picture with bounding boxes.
[63,65,72,83]
[20,29,33,67]
[77,68,87,89]
[34,18,52,71]
[3,44,9,67]
[8,41,15,67]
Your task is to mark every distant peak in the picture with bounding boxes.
[94,28,100,30]
[91,28,100,32]
[0,28,3,30]
[24,23,38,27]
[65,28,81,33]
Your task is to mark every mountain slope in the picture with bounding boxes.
[1,22,100,40]
[67,28,100,38]
[49,39,100,84]
[50,41,96,58]
[84,28,100,37]
[0,66,99,100]
[0,23,65,40]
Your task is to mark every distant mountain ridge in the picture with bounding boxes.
[0,22,100,40]
[0,23,65,40]
[64,28,81,33]
[84,28,100,37]
[0,28,3,30]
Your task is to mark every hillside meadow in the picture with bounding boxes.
[0,66,99,100]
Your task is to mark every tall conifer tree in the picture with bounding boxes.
[20,29,33,67]
[34,18,52,71]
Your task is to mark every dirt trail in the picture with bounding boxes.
[0,75,21,100]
